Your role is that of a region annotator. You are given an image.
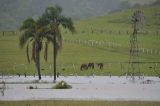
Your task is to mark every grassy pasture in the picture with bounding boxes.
[0,6,160,76]
[0,100,160,106]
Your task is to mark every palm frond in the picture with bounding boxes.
[55,5,62,15]
[59,16,76,33]
[44,7,57,20]
[44,42,48,61]
[32,41,36,62]
[57,34,62,50]
[36,16,49,28]
[45,34,53,42]
[43,5,62,23]
[26,44,30,63]
[39,41,43,51]
[19,30,34,48]
[55,27,62,49]
[20,18,35,31]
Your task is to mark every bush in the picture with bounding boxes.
[53,81,72,89]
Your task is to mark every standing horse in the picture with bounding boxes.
[97,63,103,70]
[80,64,88,71]
[88,62,94,69]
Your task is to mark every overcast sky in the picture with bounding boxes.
[121,0,156,5]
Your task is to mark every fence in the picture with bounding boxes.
[0,30,160,36]
[0,31,20,36]
[0,62,160,78]
[63,38,160,55]
[65,29,160,36]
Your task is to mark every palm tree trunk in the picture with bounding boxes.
[35,41,41,80]
[53,34,57,82]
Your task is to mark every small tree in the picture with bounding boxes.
[19,17,48,80]
[42,5,75,82]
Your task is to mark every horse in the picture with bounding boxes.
[97,63,103,70]
[80,64,88,71]
[88,62,94,69]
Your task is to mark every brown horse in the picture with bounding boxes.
[88,62,94,69]
[80,64,88,71]
[97,63,103,70]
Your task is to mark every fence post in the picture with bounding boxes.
[120,63,124,73]
[73,64,76,72]
[91,41,94,46]
[143,48,145,53]
[24,73,26,78]
[147,49,149,54]
[50,64,52,77]
[109,72,111,78]
[108,42,110,48]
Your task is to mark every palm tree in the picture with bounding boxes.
[42,5,75,82]
[19,17,48,80]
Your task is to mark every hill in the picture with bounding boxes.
[0,0,121,31]
[0,0,157,31]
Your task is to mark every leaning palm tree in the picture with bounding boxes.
[42,5,75,81]
[19,17,48,80]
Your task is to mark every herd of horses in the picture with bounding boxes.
[80,62,103,71]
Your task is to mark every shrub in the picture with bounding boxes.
[53,81,72,89]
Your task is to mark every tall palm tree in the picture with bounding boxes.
[19,17,48,80]
[42,5,75,82]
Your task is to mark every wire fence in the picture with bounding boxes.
[63,38,160,55]
[67,29,160,36]
[0,62,160,78]
[0,30,160,36]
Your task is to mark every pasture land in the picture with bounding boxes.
[0,6,160,76]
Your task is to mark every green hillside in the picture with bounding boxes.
[0,6,160,76]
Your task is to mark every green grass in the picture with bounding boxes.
[0,6,160,76]
[0,100,160,106]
